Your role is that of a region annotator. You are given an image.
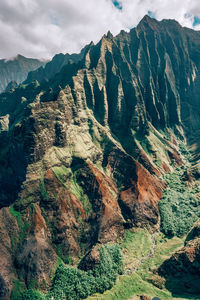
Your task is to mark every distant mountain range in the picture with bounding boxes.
[0,54,46,93]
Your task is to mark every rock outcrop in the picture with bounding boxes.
[158,220,200,295]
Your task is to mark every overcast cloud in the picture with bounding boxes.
[0,0,200,59]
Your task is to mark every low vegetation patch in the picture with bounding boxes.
[19,289,45,300]
[11,279,25,300]
[9,205,30,251]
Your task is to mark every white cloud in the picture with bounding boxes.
[0,0,199,59]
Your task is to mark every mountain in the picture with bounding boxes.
[24,43,93,85]
[0,15,200,299]
[0,55,46,93]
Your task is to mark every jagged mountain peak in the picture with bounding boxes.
[137,14,159,29]
[137,14,183,32]
[106,30,113,39]
[139,14,155,23]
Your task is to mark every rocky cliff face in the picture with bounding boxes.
[0,55,46,93]
[158,220,200,295]
[0,15,200,299]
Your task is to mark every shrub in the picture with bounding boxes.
[106,244,124,275]
[159,169,200,237]
[48,244,124,300]
[19,289,45,300]
[48,264,95,300]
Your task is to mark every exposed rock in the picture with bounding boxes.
[140,295,151,300]
[185,219,200,243]
[78,244,101,271]
[0,114,9,132]
[15,236,57,290]
[0,208,19,299]
[158,222,200,294]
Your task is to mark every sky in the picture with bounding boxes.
[0,0,200,60]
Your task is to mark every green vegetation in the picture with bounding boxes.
[19,289,45,300]
[11,279,25,300]
[159,162,200,237]
[10,204,22,227]
[158,140,200,237]
[121,229,152,261]
[17,244,123,300]
[89,244,124,292]
[47,264,95,300]
[9,205,30,251]
[49,244,123,299]
[52,166,71,188]
[88,273,170,300]
[87,231,185,300]
[159,187,200,237]
[40,177,48,201]
[54,244,73,265]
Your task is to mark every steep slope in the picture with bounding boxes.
[0,55,46,93]
[0,15,200,299]
[158,220,200,295]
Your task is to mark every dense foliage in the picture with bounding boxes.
[47,265,95,300]
[19,289,45,300]
[159,189,200,237]
[89,244,124,293]
[159,167,200,237]
[19,244,123,300]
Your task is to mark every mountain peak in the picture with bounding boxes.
[16,54,25,59]
[139,14,155,23]
[137,14,159,30]
[141,14,153,21]
[106,30,113,39]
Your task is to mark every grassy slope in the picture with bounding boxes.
[87,229,186,300]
